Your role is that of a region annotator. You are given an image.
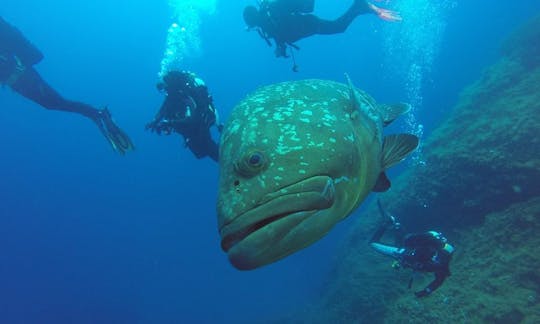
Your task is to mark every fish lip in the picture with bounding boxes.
[219,175,335,252]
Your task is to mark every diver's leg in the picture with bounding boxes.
[369,223,389,244]
[10,67,134,154]
[376,198,404,245]
[185,130,219,162]
[314,0,400,35]
[377,198,401,229]
[286,13,348,41]
[185,137,206,159]
[313,1,370,35]
[0,54,15,82]
[10,67,99,119]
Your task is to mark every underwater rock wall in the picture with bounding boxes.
[284,14,540,324]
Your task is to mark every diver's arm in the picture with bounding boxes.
[147,95,191,134]
[146,102,170,134]
[167,96,202,131]
[149,104,167,125]
[415,271,447,298]
[206,101,223,132]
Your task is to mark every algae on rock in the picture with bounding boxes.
[286,13,540,324]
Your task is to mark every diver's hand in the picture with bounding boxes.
[146,119,173,135]
[145,120,160,134]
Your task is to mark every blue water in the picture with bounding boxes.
[1,1,539,323]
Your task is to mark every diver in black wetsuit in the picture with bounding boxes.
[369,199,455,298]
[243,0,401,60]
[0,16,134,154]
[146,70,223,162]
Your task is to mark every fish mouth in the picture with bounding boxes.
[220,176,335,252]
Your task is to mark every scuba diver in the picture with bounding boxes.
[146,70,223,162]
[369,199,455,298]
[242,0,401,70]
[0,16,134,154]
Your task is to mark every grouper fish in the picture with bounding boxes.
[217,77,419,270]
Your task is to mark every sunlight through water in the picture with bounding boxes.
[383,0,457,165]
[159,0,218,78]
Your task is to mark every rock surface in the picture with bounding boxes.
[279,13,540,324]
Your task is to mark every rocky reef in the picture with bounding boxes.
[281,14,540,324]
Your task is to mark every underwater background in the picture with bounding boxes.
[1,0,539,323]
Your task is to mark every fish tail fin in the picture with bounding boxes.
[381,134,419,169]
[378,103,411,127]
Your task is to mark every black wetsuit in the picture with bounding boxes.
[253,0,365,57]
[0,16,99,120]
[148,71,220,162]
[398,232,453,297]
[370,222,453,297]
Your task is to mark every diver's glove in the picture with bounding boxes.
[146,115,194,135]
[93,108,135,155]
[145,119,174,135]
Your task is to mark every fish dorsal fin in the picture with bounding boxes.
[344,73,360,112]
[378,103,411,127]
[382,134,419,169]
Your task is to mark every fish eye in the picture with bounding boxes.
[248,152,263,166]
[234,149,268,177]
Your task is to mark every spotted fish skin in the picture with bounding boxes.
[217,79,417,270]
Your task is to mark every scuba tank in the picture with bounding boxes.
[0,16,44,67]
[262,0,315,15]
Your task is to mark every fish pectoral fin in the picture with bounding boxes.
[381,134,419,169]
[372,172,391,192]
[378,103,411,127]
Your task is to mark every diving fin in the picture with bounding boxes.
[94,108,135,155]
[367,2,402,22]
[370,242,403,258]
[381,134,419,169]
